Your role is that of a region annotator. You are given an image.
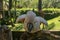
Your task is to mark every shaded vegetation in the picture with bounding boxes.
[45,23,55,30]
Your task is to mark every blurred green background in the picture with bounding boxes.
[1,0,60,31]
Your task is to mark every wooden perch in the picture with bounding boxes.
[41,30,60,38]
[19,30,60,40]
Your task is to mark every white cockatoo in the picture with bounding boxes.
[16,11,48,33]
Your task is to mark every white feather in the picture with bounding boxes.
[34,16,48,26]
[16,14,26,23]
[31,16,48,33]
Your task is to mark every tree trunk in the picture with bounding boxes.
[38,0,44,17]
[0,25,13,40]
[38,0,42,11]
[9,0,12,10]
[0,0,3,17]
[0,0,3,11]
[0,0,3,24]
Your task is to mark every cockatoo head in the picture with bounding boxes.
[26,11,36,22]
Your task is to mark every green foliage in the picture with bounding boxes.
[11,8,60,20]
[9,23,23,31]
[4,0,60,8]
[44,23,55,30]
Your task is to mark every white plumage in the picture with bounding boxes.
[16,11,48,33]
[16,14,26,23]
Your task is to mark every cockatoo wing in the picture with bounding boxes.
[16,14,26,23]
[34,16,48,26]
[33,16,48,32]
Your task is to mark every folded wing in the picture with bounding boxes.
[16,14,26,23]
[34,16,48,26]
